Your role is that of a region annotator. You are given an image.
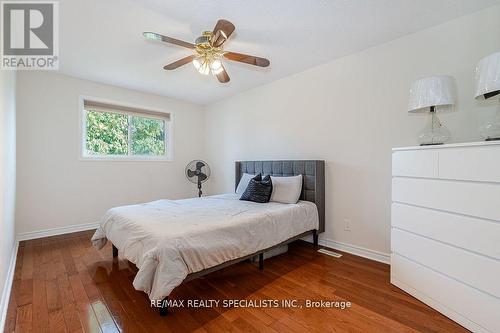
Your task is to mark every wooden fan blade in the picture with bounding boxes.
[224,52,270,67]
[143,32,195,49]
[211,19,235,47]
[163,55,195,70]
[216,64,230,83]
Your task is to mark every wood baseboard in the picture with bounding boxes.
[303,235,390,264]
[17,222,100,241]
[0,241,19,332]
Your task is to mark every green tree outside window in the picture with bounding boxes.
[85,109,166,157]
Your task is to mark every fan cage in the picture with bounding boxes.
[185,160,211,184]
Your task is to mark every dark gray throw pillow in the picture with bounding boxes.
[240,174,273,203]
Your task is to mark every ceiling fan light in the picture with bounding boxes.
[192,58,201,70]
[199,61,210,75]
[211,59,222,70]
[210,59,223,75]
[193,56,210,75]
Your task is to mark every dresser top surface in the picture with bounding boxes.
[393,140,500,152]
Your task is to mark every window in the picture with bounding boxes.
[81,99,171,160]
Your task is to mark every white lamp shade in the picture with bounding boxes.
[475,51,500,99]
[408,76,456,113]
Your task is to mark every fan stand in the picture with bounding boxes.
[198,180,202,198]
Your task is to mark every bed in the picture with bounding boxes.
[91,160,325,315]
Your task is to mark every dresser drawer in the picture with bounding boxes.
[392,203,500,259]
[392,228,500,298]
[392,150,438,178]
[392,254,500,333]
[392,177,500,221]
[439,146,500,183]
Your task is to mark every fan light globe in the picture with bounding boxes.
[192,58,201,70]
[210,59,223,75]
[193,57,210,75]
[199,61,210,75]
[192,57,210,75]
[193,57,223,76]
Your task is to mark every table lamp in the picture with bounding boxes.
[408,76,456,146]
[475,51,500,141]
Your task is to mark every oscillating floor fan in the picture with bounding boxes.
[185,160,211,197]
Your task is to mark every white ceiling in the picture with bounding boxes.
[59,0,500,105]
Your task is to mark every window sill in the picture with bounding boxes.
[79,155,173,162]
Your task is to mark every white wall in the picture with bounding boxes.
[16,72,205,234]
[0,70,16,326]
[203,6,500,255]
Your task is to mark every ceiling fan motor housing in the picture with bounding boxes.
[195,31,213,47]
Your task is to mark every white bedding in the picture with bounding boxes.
[91,193,319,301]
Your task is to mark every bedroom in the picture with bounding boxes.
[1,0,499,332]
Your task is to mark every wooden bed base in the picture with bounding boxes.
[111,229,319,316]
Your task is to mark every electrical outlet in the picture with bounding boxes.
[344,219,352,232]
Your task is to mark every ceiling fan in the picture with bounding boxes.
[143,19,270,83]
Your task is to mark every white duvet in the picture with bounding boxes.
[91,193,319,301]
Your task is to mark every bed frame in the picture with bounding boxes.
[112,160,325,316]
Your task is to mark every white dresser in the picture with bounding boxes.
[391,141,500,333]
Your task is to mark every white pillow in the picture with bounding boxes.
[270,175,303,204]
[236,173,255,194]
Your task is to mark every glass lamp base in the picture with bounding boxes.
[479,107,500,141]
[417,112,451,146]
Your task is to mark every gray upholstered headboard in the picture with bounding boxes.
[235,160,325,233]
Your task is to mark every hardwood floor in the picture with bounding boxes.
[4,231,469,333]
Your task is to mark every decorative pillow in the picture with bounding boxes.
[270,175,303,204]
[236,173,255,194]
[240,174,273,203]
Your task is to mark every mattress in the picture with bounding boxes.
[91,193,319,301]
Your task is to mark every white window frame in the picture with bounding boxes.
[79,96,173,161]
